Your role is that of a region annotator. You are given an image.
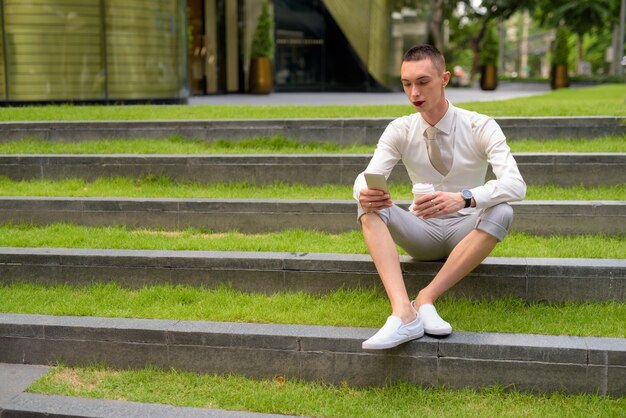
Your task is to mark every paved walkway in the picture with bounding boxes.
[189,82,551,106]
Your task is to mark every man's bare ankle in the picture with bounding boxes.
[393,304,418,324]
[414,293,434,311]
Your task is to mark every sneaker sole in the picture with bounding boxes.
[362,330,425,350]
[423,327,452,336]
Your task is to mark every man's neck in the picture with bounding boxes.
[421,98,449,127]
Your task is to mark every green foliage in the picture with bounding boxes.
[538,0,614,35]
[478,0,538,21]
[250,0,274,59]
[552,25,571,66]
[479,21,499,66]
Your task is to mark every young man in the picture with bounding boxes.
[354,45,526,350]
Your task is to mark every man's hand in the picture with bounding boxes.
[359,187,393,213]
[412,191,465,219]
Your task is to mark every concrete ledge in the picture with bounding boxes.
[0,117,623,144]
[0,197,623,235]
[0,363,48,405]
[1,393,289,418]
[0,314,624,395]
[2,152,624,187]
[1,248,623,302]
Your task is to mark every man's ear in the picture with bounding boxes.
[442,71,451,87]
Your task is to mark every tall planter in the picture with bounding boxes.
[550,64,569,89]
[550,26,570,90]
[479,22,499,91]
[249,0,274,94]
[249,57,273,94]
[480,64,498,90]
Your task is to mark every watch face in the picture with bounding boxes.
[462,189,472,199]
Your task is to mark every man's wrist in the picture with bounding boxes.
[461,189,473,208]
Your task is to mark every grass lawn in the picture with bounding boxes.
[0,85,624,120]
[0,223,623,259]
[28,365,625,418]
[0,135,624,154]
[2,283,624,337]
[0,177,623,201]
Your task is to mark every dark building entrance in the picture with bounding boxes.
[185,0,412,95]
[274,0,384,91]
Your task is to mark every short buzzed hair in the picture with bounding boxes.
[403,44,446,74]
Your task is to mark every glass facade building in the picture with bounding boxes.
[0,0,187,103]
[0,0,427,103]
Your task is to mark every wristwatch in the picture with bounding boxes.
[461,189,473,208]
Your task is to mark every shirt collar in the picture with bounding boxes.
[420,99,455,136]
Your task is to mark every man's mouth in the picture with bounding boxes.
[413,100,425,107]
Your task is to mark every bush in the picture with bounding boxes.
[552,26,570,67]
[250,0,274,59]
[479,22,499,66]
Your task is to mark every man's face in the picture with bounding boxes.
[400,58,450,114]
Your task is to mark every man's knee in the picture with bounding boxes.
[359,207,391,228]
[489,202,514,228]
[359,212,385,231]
[477,203,514,242]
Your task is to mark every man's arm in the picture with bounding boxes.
[353,121,405,218]
[470,118,526,208]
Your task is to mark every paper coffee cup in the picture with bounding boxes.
[409,183,435,213]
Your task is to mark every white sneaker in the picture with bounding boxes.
[362,314,424,350]
[416,303,452,336]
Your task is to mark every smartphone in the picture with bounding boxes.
[364,172,388,193]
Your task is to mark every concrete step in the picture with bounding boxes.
[1,248,623,302]
[1,394,292,417]
[0,197,623,235]
[1,117,624,143]
[0,363,48,405]
[0,364,290,417]
[2,153,624,187]
[1,313,624,396]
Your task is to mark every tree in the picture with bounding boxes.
[428,0,445,52]
[537,0,613,34]
[462,0,536,81]
[534,0,614,73]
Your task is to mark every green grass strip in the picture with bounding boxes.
[0,177,623,200]
[28,365,626,417]
[455,84,626,117]
[0,85,624,121]
[0,223,623,259]
[0,135,624,154]
[0,136,376,154]
[509,136,626,153]
[2,283,624,337]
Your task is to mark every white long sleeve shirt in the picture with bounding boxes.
[353,102,526,218]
